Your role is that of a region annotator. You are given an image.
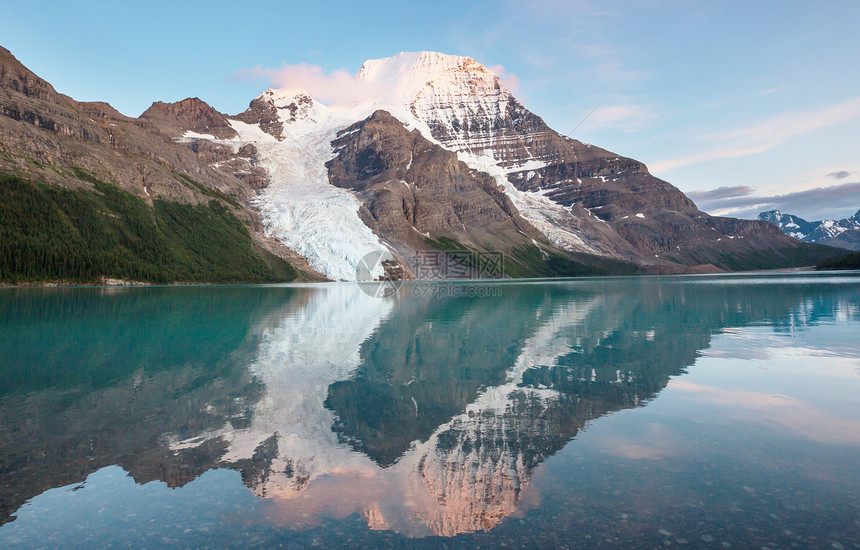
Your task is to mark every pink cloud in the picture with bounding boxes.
[487,64,522,94]
[669,380,860,444]
[232,59,527,109]
[232,63,385,107]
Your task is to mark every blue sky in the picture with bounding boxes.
[3,0,859,220]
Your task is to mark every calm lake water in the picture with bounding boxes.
[1,273,859,549]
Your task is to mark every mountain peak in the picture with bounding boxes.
[0,45,60,102]
[258,87,314,103]
[354,51,497,108]
[140,97,237,139]
[234,86,330,139]
[356,51,477,84]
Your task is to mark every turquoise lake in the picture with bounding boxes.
[1,273,859,548]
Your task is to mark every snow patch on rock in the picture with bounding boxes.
[456,151,598,254]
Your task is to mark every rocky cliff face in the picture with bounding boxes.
[140,97,272,191]
[232,89,324,139]
[759,209,860,251]
[326,110,538,255]
[407,56,538,165]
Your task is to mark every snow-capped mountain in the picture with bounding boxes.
[167,51,829,280]
[759,209,860,251]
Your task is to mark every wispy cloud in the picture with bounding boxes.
[828,170,852,180]
[652,97,860,172]
[685,185,753,202]
[495,0,648,90]
[690,181,860,220]
[584,103,658,132]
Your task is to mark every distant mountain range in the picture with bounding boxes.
[0,46,840,283]
[759,209,860,251]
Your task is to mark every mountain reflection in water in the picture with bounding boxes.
[0,274,858,541]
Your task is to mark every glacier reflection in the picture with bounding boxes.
[165,285,610,536]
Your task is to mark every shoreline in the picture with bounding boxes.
[1,266,854,290]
